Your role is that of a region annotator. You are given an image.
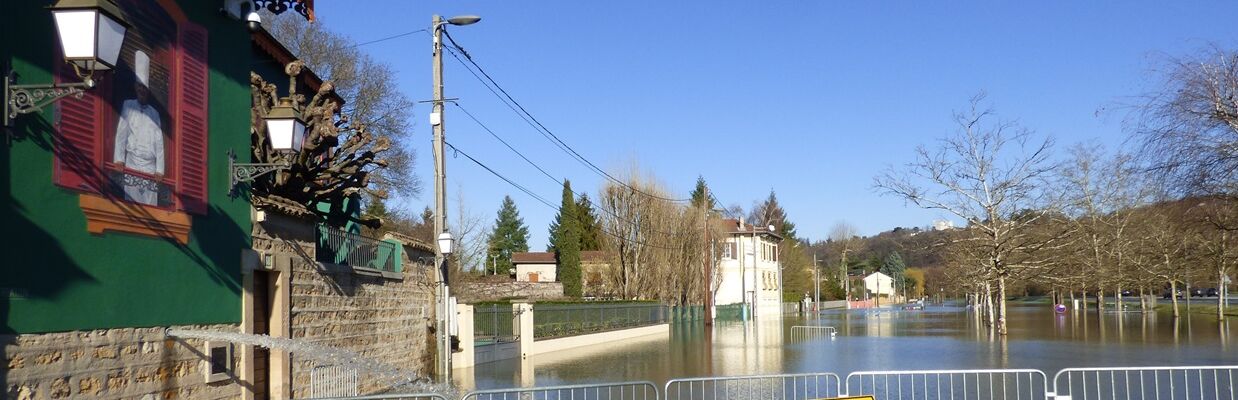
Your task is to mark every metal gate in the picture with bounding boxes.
[462,381,660,400]
[665,373,842,400]
[789,326,838,341]
[846,369,1051,400]
[310,365,358,398]
[1052,366,1238,400]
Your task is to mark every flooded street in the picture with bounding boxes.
[462,304,1234,390]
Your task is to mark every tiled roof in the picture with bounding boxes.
[719,218,783,239]
[512,252,556,264]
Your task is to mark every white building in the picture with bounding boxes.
[932,219,955,231]
[512,252,557,282]
[863,272,895,296]
[713,218,783,320]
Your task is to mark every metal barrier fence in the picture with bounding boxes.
[665,373,842,400]
[1052,366,1238,400]
[316,224,400,272]
[474,303,519,342]
[845,369,1050,400]
[462,381,659,400]
[532,303,667,339]
[306,394,450,400]
[310,365,358,398]
[789,325,837,341]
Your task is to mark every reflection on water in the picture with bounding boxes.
[463,304,1233,391]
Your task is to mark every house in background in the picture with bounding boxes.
[513,252,558,282]
[713,218,783,320]
[864,271,896,297]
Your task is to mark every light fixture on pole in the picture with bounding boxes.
[437,232,455,255]
[431,13,480,383]
[4,0,129,128]
[228,96,305,195]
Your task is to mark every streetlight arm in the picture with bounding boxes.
[4,68,95,128]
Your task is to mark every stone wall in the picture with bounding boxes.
[4,324,241,400]
[253,212,437,398]
[455,282,565,304]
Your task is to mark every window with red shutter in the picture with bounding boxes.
[53,54,103,192]
[175,22,209,215]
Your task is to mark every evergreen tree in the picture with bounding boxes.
[749,190,797,239]
[689,176,717,209]
[362,192,389,221]
[553,181,583,297]
[485,196,530,275]
[575,193,602,251]
[880,251,906,276]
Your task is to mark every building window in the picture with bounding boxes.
[722,242,733,259]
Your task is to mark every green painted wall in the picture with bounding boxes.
[1,1,254,334]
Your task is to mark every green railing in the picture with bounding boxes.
[473,303,518,342]
[533,303,667,339]
[315,224,401,273]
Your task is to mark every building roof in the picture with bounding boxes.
[512,252,556,264]
[865,271,892,280]
[719,219,784,240]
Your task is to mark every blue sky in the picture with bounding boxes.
[310,1,1237,248]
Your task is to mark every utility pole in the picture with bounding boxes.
[431,14,450,383]
[702,187,713,325]
[813,253,819,316]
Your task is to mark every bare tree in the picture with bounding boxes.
[828,221,861,298]
[450,186,491,279]
[264,13,421,204]
[1134,46,1238,197]
[874,94,1060,335]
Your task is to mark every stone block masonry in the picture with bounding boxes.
[4,324,240,400]
[455,282,565,304]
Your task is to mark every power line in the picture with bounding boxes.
[440,30,693,203]
[453,102,697,239]
[349,28,430,48]
[444,140,687,251]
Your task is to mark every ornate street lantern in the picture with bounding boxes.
[51,0,131,73]
[437,232,455,255]
[263,97,306,154]
[4,0,130,127]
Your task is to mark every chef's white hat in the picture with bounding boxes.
[134,50,150,88]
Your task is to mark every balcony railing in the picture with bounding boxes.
[316,224,400,273]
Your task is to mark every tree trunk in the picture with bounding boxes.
[1220,269,1227,321]
[1139,287,1148,313]
[984,282,995,327]
[997,276,1009,335]
[1116,285,1123,313]
[1170,280,1180,318]
[1097,288,1105,314]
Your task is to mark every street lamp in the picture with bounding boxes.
[437,232,455,255]
[431,13,480,383]
[228,96,306,195]
[5,0,130,128]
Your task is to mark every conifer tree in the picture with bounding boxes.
[554,181,583,297]
[575,193,602,251]
[485,196,530,275]
[689,176,717,210]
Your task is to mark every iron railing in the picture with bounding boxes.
[789,326,837,341]
[317,224,400,272]
[474,303,519,342]
[462,381,660,400]
[311,365,359,398]
[533,303,667,339]
[846,369,1051,400]
[665,373,842,400]
[1052,365,1238,400]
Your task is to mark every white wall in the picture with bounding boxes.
[515,263,557,282]
[713,234,782,318]
[864,273,894,296]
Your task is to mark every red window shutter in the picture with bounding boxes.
[175,22,209,215]
[53,57,102,192]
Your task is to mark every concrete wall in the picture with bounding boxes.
[4,324,240,400]
[529,324,668,356]
[455,282,564,303]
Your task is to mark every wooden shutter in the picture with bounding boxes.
[729,242,737,259]
[53,55,102,192]
[175,22,209,214]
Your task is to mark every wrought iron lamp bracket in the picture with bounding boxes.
[228,148,292,197]
[3,68,95,128]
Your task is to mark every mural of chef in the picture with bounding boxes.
[112,50,165,206]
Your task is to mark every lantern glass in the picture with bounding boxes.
[265,119,296,151]
[264,98,305,153]
[51,0,129,71]
[437,232,455,255]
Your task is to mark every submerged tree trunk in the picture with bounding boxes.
[1139,287,1148,313]
[1115,285,1123,313]
[997,276,1009,335]
[1097,288,1105,314]
[984,282,995,328]
[1170,280,1180,318]
[1219,269,1227,321]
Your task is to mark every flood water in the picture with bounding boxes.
[458,303,1234,391]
